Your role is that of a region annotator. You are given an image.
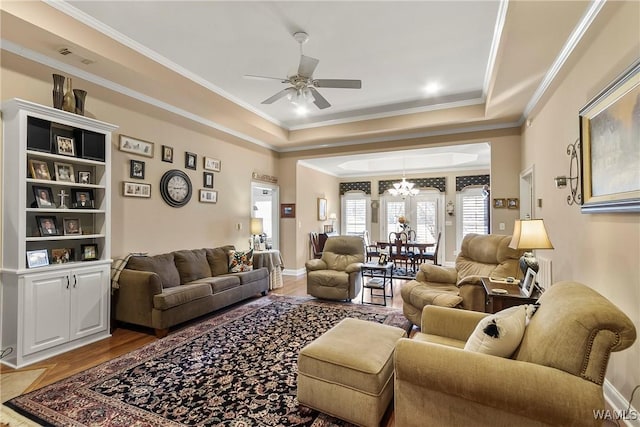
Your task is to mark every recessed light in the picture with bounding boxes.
[424,82,440,95]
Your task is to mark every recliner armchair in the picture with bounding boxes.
[401,233,524,325]
[305,235,364,301]
[394,281,637,426]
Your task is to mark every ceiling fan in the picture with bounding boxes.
[244,32,362,110]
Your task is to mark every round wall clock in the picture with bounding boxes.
[160,169,192,207]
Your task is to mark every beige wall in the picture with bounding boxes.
[521,1,639,401]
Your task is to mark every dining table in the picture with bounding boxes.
[376,240,435,272]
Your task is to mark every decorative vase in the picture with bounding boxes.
[62,78,75,113]
[73,89,87,116]
[52,74,65,110]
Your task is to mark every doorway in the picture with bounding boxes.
[251,182,280,249]
[519,166,535,219]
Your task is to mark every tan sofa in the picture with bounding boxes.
[394,281,637,427]
[114,246,268,337]
[305,235,364,301]
[401,233,524,325]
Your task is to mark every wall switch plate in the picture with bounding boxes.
[445,220,452,226]
[499,222,505,230]
[236,223,242,230]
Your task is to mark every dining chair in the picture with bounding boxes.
[419,231,441,266]
[388,231,414,271]
[363,230,380,262]
[310,232,323,259]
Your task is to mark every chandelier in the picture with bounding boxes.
[388,176,419,198]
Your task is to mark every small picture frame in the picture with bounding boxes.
[281,203,296,218]
[493,198,506,208]
[55,135,76,157]
[203,156,221,172]
[119,135,154,158]
[29,159,51,180]
[33,186,56,208]
[81,244,98,261]
[71,189,94,208]
[199,189,218,203]
[521,267,537,297]
[51,248,73,263]
[378,253,389,265]
[185,152,197,170]
[36,215,59,236]
[78,171,91,184]
[63,218,81,235]
[130,159,145,179]
[53,162,75,183]
[123,181,151,198]
[323,225,334,233]
[317,198,327,221]
[26,249,49,268]
[507,198,520,209]
[203,172,214,188]
[162,145,174,163]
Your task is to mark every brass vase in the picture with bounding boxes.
[52,74,65,110]
[73,89,87,116]
[62,78,75,113]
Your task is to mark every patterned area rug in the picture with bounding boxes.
[6,295,410,426]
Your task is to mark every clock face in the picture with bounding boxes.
[160,170,192,207]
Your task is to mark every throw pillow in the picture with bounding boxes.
[228,249,253,273]
[464,305,529,358]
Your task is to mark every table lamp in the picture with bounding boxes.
[508,218,554,277]
[250,218,264,250]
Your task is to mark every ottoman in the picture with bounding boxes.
[297,318,407,427]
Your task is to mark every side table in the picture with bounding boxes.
[360,262,394,306]
[253,249,284,290]
[481,277,541,314]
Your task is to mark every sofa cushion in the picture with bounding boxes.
[230,267,268,285]
[125,253,181,288]
[206,246,235,276]
[152,283,212,311]
[228,249,253,273]
[464,305,527,358]
[174,249,211,283]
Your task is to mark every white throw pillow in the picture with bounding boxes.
[464,305,527,358]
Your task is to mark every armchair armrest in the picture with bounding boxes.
[395,339,604,426]
[345,262,362,274]
[421,305,488,341]
[305,259,327,271]
[416,264,457,283]
[114,269,163,327]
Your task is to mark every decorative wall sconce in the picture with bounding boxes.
[554,139,582,205]
[446,201,455,216]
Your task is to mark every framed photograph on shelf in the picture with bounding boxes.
[71,189,94,208]
[162,145,174,163]
[580,61,640,213]
[493,198,506,208]
[185,152,197,170]
[33,186,56,208]
[203,156,221,172]
[317,198,327,221]
[323,225,334,233]
[281,203,295,218]
[26,249,49,268]
[130,159,145,179]
[51,248,73,263]
[119,135,154,158]
[63,218,81,235]
[29,159,51,180]
[123,181,151,198]
[199,189,218,203]
[521,268,537,297]
[203,172,214,188]
[507,198,519,209]
[81,244,98,261]
[53,162,75,183]
[36,215,59,236]
[78,171,91,184]
[54,135,76,157]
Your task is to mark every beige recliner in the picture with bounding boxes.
[401,233,524,325]
[394,281,637,427]
[305,235,364,301]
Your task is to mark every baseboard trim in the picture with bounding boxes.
[283,268,306,277]
[603,379,640,427]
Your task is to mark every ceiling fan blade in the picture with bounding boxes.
[314,79,362,89]
[298,55,319,78]
[244,74,288,83]
[309,87,331,109]
[261,87,295,104]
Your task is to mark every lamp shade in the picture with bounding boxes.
[509,219,554,250]
[250,218,263,235]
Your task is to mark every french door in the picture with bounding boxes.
[382,191,442,243]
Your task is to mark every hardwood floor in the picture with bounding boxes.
[1,273,411,426]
